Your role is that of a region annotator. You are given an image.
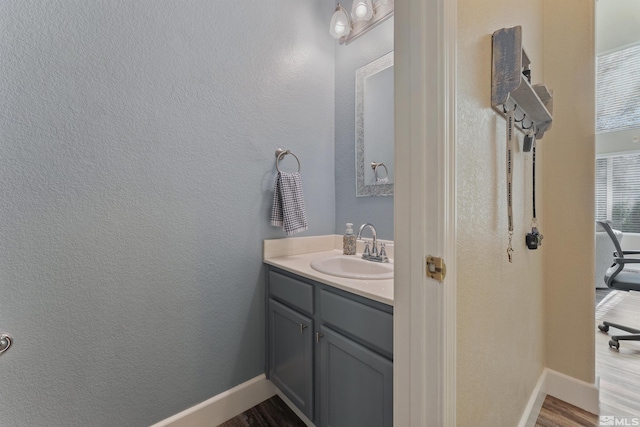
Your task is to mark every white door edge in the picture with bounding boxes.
[442,0,458,424]
[394,0,457,425]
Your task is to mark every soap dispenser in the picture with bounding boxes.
[343,223,356,255]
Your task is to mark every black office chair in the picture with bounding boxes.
[596,220,640,350]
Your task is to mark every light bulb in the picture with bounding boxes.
[351,0,373,22]
[329,4,351,39]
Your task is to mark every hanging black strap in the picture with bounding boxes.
[525,140,543,249]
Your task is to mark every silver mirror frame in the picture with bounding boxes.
[355,51,394,197]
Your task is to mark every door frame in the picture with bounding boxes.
[394,0,457,425]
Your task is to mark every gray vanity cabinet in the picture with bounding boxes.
[318,326,393,427]
[267,270,315,420]
[266,266,393,427]
[268,299,314,420]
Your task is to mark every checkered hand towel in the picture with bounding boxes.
[271,171,308,235]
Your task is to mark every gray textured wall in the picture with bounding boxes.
[334,18,394,240]
[0,1,334,426]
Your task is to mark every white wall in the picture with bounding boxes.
[621,233,640,251]
[456,2,546,425]
[595,0,640,155]
[456,1,597,424]
[543,0,596,383]
[596,129,640,156]
[0,1,335,426]
[596,0,640,54]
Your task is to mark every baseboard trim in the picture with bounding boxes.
[518,370,548,427]
[544,368,600,415]
[151,368,600,427]
[519,368,600,425]
[150,374,277,427]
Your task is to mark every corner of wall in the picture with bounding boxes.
[542,0,596,383]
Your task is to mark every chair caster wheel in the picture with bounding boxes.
[598,324,609,333]
[609,339,620,350]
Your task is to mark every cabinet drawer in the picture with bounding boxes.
[320,289,393,358]
[269,270,314,315]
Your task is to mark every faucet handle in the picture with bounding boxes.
[379,243,389,262]
[363,241,370,258]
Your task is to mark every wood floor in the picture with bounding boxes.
[536,289,640,426]
[594,290,640,417]
[596,288,613,307]
[536,395,599,426]
[217,395,306,427]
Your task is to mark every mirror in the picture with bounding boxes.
[355,51,394,197]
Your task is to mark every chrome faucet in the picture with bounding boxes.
[357,223,377,257]
[357,223,388,263]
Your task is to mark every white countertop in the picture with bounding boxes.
[263,236,394,306]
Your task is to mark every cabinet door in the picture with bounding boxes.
[318,326,393,427]
[268,299,314,421]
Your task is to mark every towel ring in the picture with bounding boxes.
[275,148,301,173]
[0,333,13,356]
[371,161,389,182]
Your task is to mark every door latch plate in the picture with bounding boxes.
[426,256,446,282]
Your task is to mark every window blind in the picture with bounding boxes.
[595,158,608,220]
[596,153,640,232]
[596,43,640,133]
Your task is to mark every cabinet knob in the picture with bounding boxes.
[299,324,308,334]
[316,332,325,343]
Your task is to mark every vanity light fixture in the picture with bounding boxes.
[329,4,352,39]
[330,0,394,45]
[351,0,374,22]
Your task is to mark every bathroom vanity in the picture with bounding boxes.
[263,236,393,427]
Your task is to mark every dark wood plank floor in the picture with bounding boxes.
[536,395,598,426]
[217,395,306,427]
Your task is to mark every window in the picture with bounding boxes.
[596,43,640,133]
[596,153,640,232]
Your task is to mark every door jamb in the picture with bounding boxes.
[393,0,457,424]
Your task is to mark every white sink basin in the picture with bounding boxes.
[310,255,393,280]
